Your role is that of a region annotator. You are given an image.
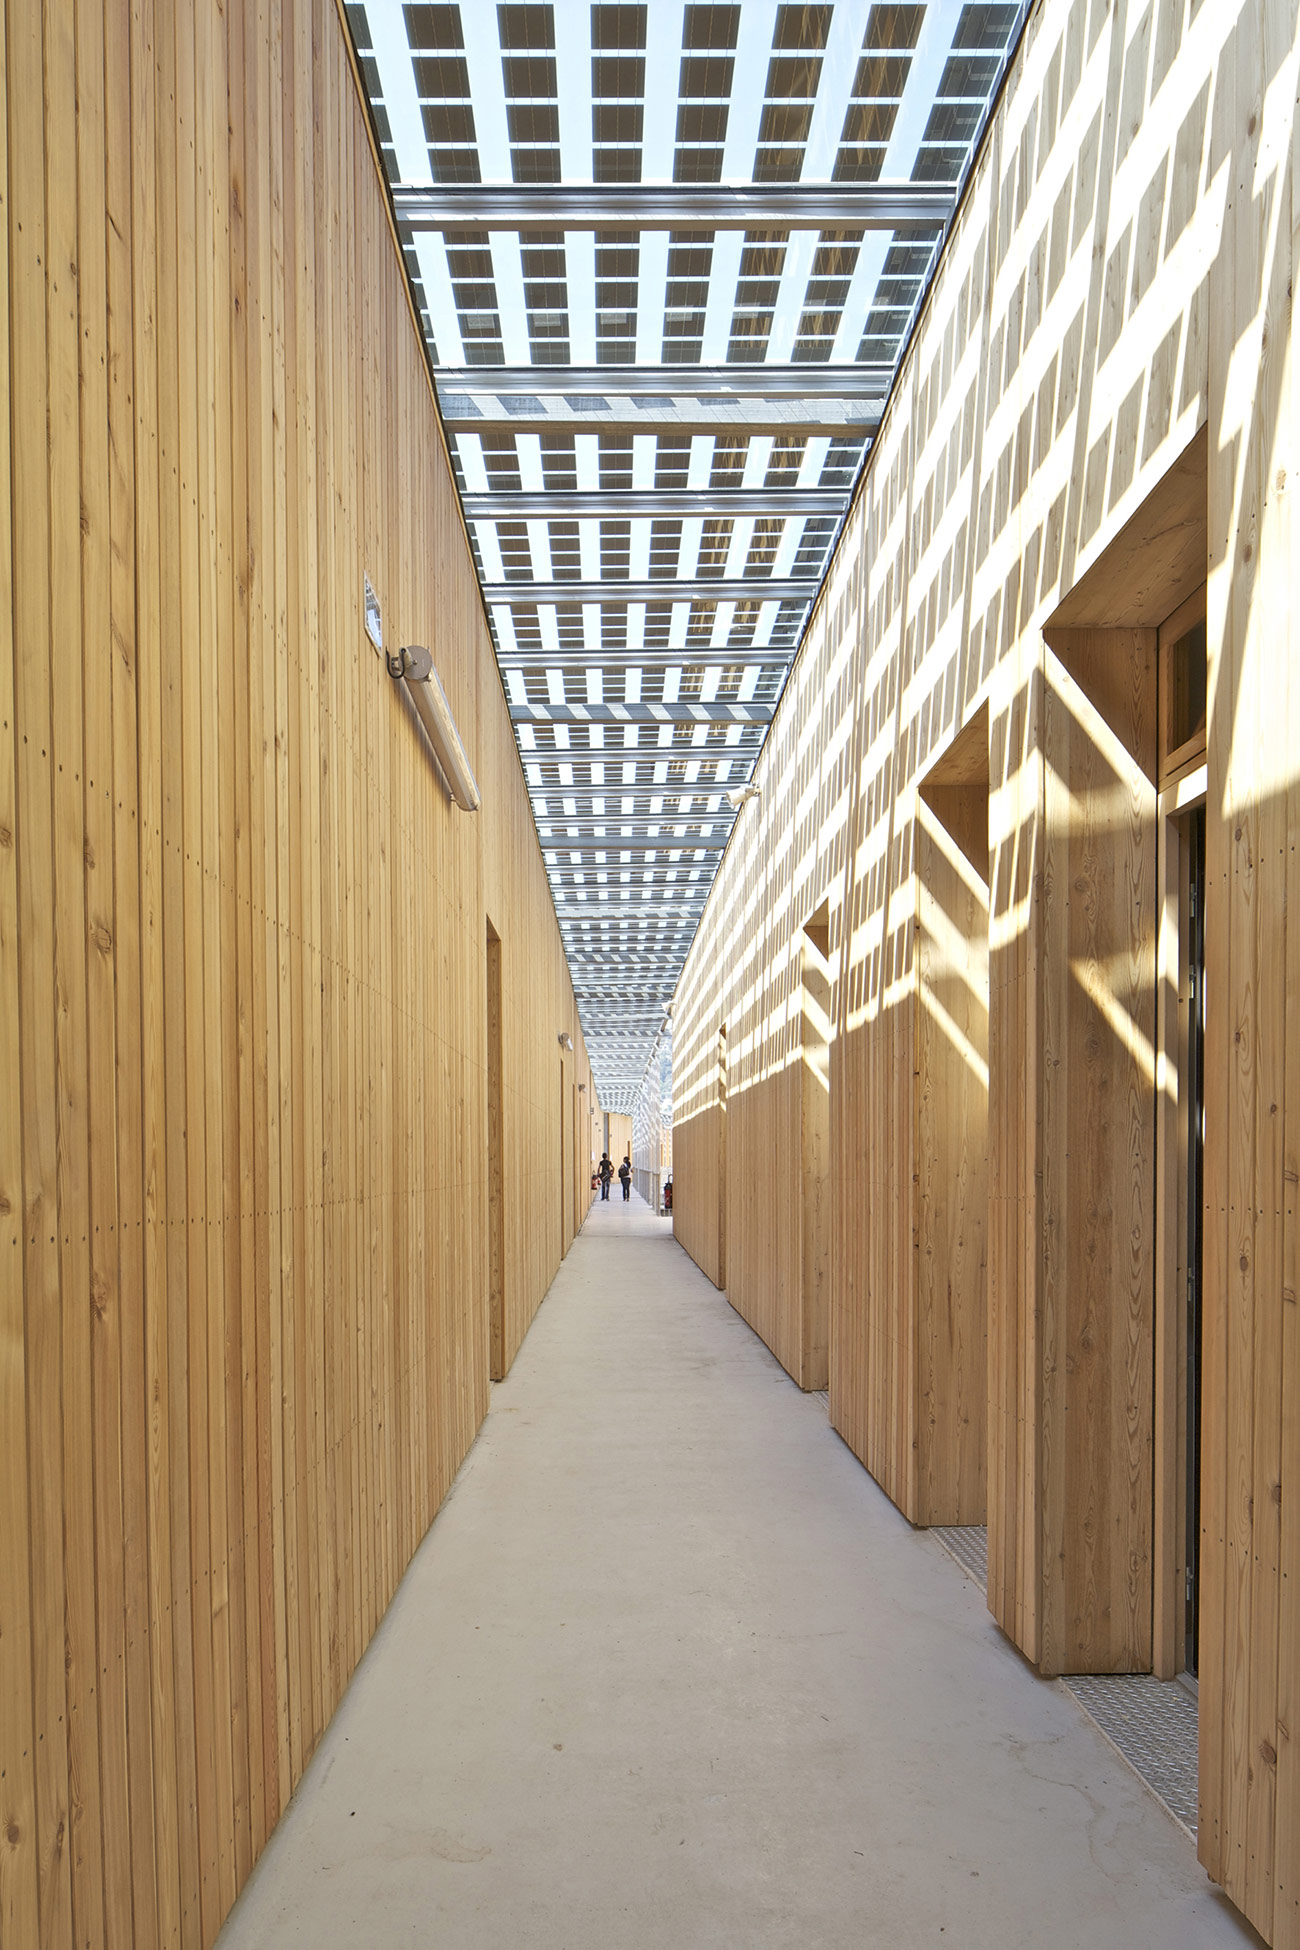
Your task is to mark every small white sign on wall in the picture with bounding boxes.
[363,572,383,655]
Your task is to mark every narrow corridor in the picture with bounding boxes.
[218,1196,1257,1950]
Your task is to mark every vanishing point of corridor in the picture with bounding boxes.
[219,1196,1253,1950]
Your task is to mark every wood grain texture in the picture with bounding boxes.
[0,2,597,1944]
[668,3,1299,1933]
[915,788,988,1527]
[1036,637,1156,1675]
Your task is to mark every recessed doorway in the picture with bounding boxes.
[486,920,506,1380]
[717,1023,728,1290]
[1154,581,1208,1685]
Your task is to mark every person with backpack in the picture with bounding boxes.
[618,1156,632,1202]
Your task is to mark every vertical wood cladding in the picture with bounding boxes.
[0,1,595,1944]
[670,2,1299,1940]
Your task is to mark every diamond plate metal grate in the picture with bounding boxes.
[931,1526,1199,1839]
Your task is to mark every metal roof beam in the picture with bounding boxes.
[501,649,795,670]
[536,808,731,819]
[576,997,675,1006]
[394,182,952,231]
[544,842,728,855]
[484,577,815,606]
[558,913,709,925]
[512,702,773,725]
[437,362,891,400]
[545,844,728,856]
[532,796,736,809]
[541,839,725,852]
[443,397,878,437]
[464,488,847,520]
[551,885,712,899]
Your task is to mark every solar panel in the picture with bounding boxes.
[342,0,1022,1107]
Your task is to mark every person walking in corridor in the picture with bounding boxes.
[598,1153,614,1201]
[618,1156,631,1201]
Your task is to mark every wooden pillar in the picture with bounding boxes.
[988,624,1159,1676]
[915,705,990,1527]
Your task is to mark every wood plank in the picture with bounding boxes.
[0,0,40,1930]
[8,0,76,1933]
[153,0,205,1932]
[223,0,261,1880]
[46,0,108,1910]
[130,2,185,1935]
[74,0,135,1927]
[103,0,161,1918]
[1275,51,1300,1944]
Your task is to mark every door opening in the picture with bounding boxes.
[799,906,831,1391]
[1183,804,1205,1677]
[717,1024,728,1290]
[1154,580,1207,1681]
[486,921,505,1380]
[572,1081,581,1238]
[559,1054,569,1259]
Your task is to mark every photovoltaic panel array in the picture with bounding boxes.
[342,0,1022,1110]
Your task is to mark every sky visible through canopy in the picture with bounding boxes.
[343,0,1023,1110]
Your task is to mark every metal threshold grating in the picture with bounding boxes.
[931,1525,1198,1837]
[932,1523,989,1585]
[1062,1675,1198,1838]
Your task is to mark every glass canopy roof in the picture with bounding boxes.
[342,0,1023,1112]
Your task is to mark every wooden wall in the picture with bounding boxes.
[670,1103,725,1282]
[673,520,860,1378]
[0,2,595,1946]
[671,0,1300,1939]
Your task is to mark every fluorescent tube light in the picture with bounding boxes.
[387,645,482,811]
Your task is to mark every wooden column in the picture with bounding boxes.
[915,706,990,1527]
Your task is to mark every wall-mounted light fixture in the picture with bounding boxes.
[558,1032,574,1051]
[726,782,761,808]
[386,644,481,811]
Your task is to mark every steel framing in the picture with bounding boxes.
[483,576,816,605]
[463,487,849,519]
[395,181,954,232]
[442,399,880,437]
[436,361,893,398]
[499,649,796,670]
[510,703,773,724]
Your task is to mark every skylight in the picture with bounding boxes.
[342,0,1023,1112]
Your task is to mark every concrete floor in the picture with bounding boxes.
[219,1192,1262,1950]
